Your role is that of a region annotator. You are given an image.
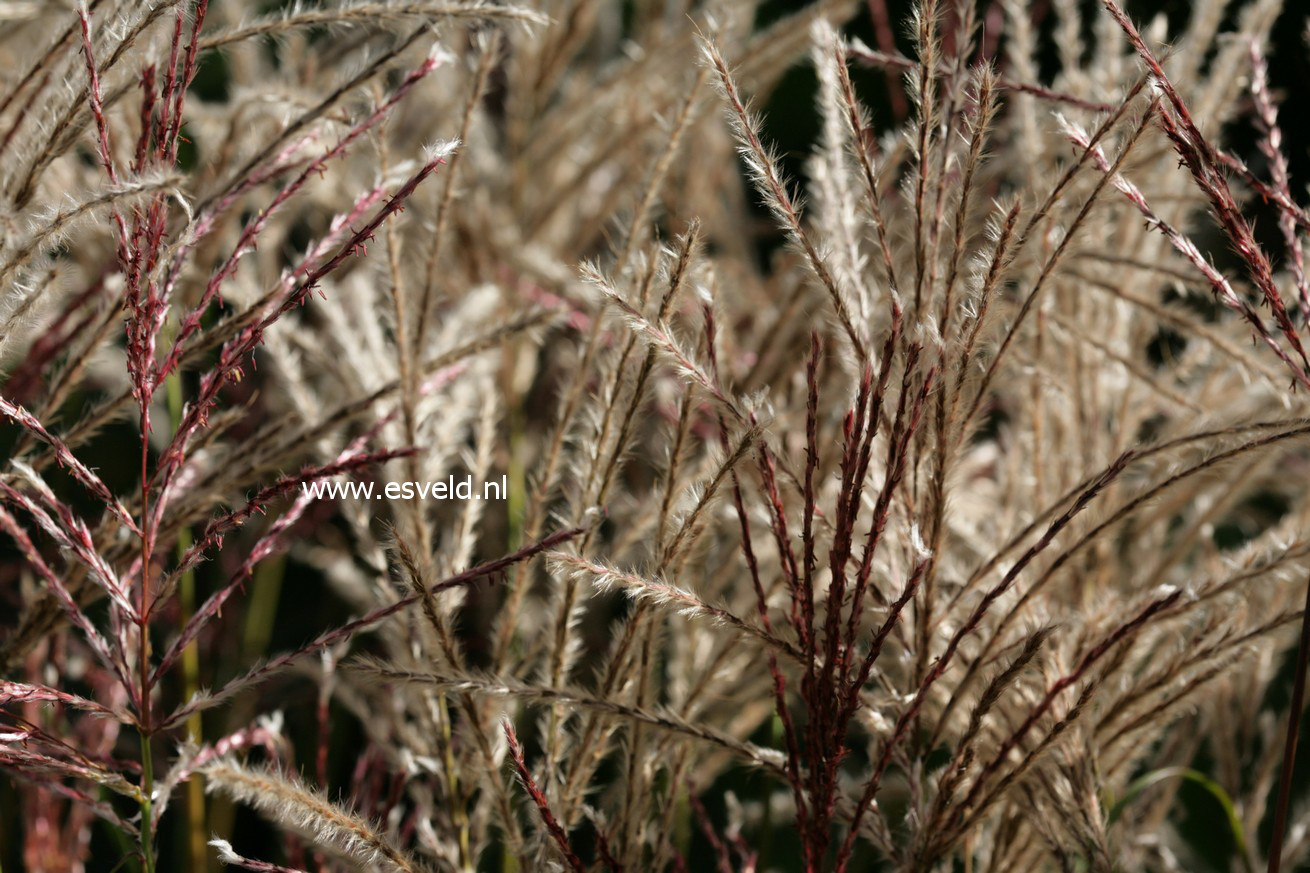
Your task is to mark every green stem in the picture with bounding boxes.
[177,526,206,871]
[139,729,155,873]
[167,365,207,872]
[507,392,526,551]
[436,694,472,871]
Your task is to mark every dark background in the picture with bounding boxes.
[2,0,1310,869]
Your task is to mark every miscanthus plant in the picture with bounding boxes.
[1,0,1310,870]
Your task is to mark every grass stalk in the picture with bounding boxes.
[1268,576,1310,873]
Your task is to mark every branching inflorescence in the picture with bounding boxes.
[1,0,1310,871]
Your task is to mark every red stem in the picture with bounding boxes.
[1268,576,1310,873]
